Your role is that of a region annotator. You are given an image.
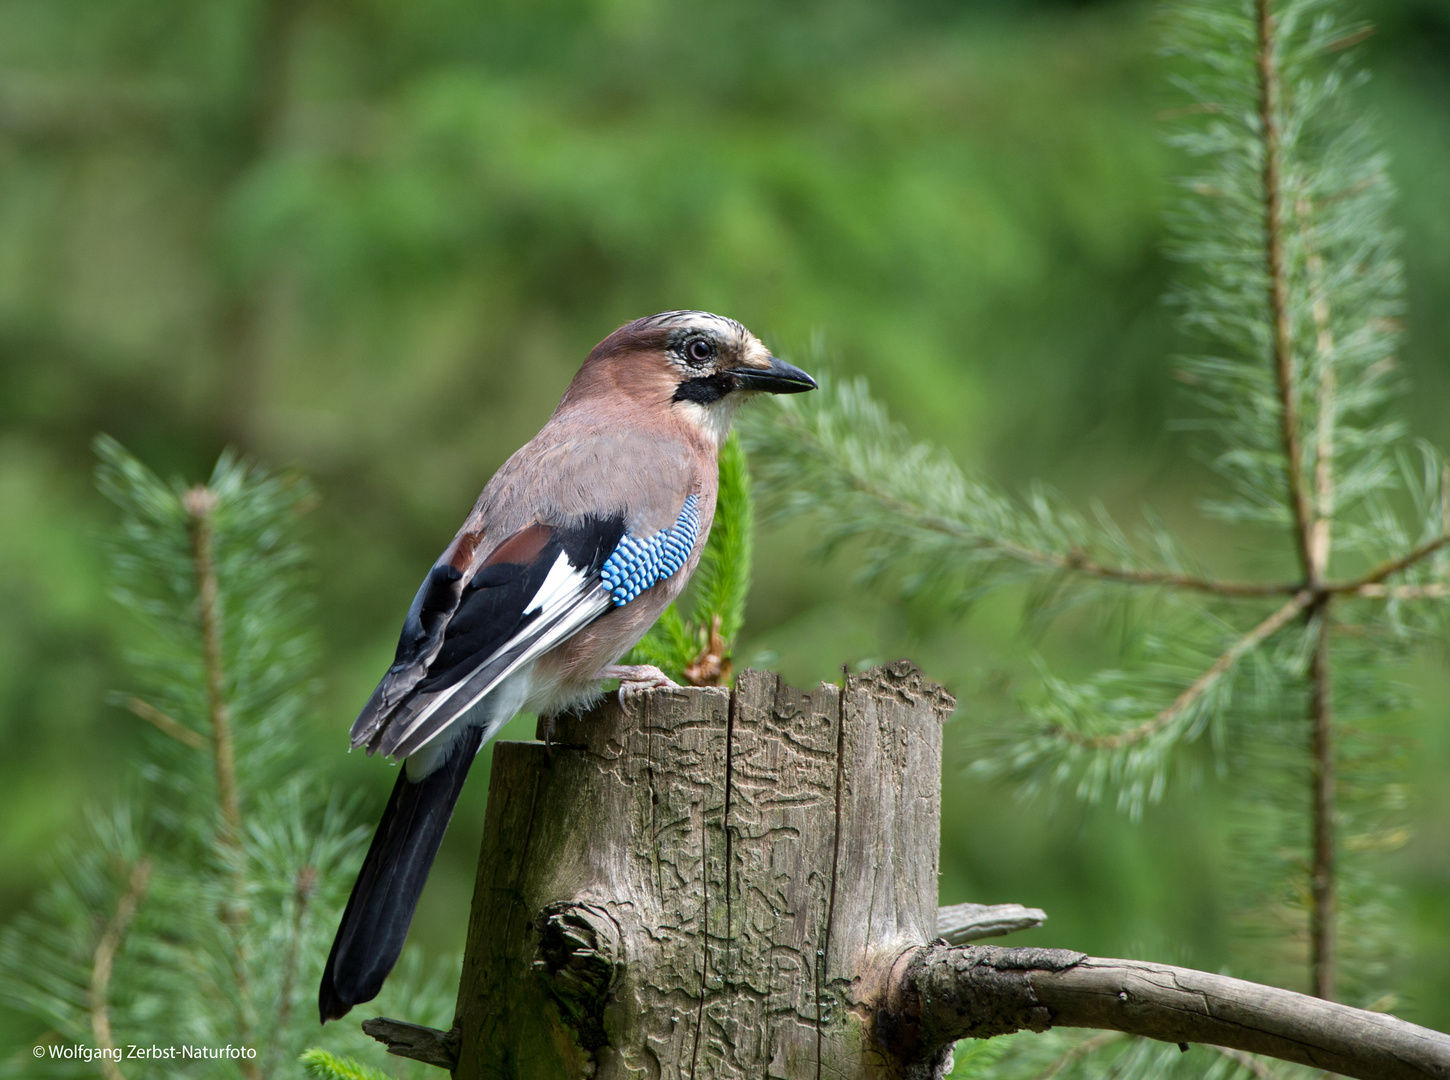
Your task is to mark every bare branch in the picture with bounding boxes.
[878,945,1450,1080]
[90,857,152,1080]
[937,902,1047,945]
[1051,591,1314,749]
[123,696,208,751]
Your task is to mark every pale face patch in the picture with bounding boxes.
[673,393,743,447]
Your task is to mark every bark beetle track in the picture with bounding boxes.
[817,672,849,1080]
[499,767,544,1073]
[722,679,739,990]
[687,687,717,1080]
[505,769,544,945]
[647,718,664,903]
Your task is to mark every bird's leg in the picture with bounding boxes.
[597,664,679,709]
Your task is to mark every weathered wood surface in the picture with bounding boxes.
[364,896,1046,1073]
[934,903,1046,946]
[449,662,954,1079]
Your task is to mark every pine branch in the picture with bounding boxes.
[1305,210,1338,574]
[300,1047,399,1080]
[1033,1032,1127,1080]
[1210,1045,1285,1080]
[89,857,151,1080]
[1353,583,1450,601]
[1308,601,1337,1000]
[741,375,1286,601]
[627,432,756,685]
[183,485,243,848]
[4,439,454,1077]
[120,694,209,751]
[1051,590,1312,750]
[1256,0,1316,581]
[182,482,261,1077]
[691,433,754,647]
[1328,534,1450,593]
[741,0,1434,1042]
[269,864,317,1076]
[1057,556,1294,597]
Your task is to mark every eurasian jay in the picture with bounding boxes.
[318,310,815,1022]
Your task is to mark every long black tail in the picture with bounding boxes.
[319,726,484,1023]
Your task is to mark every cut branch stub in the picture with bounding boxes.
[934,902,1047,945]
[448,662,953,1079]
[361,1018,461,1071]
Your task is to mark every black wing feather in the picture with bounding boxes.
[349,559,469,744]
[415,558,548,693]
[352,513,629,755]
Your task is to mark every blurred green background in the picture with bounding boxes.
[2,0,1448,1052]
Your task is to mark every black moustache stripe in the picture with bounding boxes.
[673,372,736,404]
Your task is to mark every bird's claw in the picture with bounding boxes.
[598,664,679,709]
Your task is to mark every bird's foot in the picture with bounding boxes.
[598,664,679,709]
[541,713,557,764]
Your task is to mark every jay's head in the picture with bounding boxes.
[564,311,817,444]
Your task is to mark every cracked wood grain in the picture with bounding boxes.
[879,945,1450,1080]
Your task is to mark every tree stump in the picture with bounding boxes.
[450,662,956,1079]
[369,664,1450,1080]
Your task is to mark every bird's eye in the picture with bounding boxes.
[686,338,714,364]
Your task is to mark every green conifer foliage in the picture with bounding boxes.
[626,432,755,686]
[0,439,453,1078]
[300,1048,397,1080]
[741,0,1447,1044]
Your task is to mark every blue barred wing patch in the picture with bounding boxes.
[599,494,701,606]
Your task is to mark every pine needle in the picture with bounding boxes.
[300,1047,397,1080]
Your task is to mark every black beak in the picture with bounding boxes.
[733,355,818,395]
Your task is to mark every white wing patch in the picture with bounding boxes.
[382,553,612,756]
[527,550,582,614]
